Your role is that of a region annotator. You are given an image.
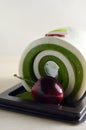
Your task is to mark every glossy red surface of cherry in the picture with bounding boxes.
[31,76,64,104]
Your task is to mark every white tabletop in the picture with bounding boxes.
[0,56,86,130]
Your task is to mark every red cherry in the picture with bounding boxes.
[14,74,64,104]
[31,76,64,104]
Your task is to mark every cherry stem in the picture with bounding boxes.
[14,74,35,85]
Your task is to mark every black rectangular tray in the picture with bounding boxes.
[0,83,86,124]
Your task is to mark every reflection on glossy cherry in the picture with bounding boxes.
[31,76,64,104]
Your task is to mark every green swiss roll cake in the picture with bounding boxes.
[19,27,86,103]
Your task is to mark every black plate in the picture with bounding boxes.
[0,83,86,124]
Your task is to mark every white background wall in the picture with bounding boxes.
[0,0,86,56]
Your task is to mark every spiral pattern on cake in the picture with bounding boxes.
[19,27,86,103]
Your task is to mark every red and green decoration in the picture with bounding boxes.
[45,28,67,37]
